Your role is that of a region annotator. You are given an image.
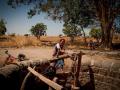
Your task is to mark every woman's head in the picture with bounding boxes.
[59,39,65,45]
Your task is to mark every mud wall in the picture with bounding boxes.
[80,55,120,90]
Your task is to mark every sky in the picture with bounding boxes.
[0,0,64,36]
[1,0,119,37]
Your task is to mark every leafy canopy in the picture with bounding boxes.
[7,0,120,25]
[7,0,120,28]
[89,28,102,39]
[30,23,47,37]
[63,23,81,37]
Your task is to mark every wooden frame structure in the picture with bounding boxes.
[0,52,83,90]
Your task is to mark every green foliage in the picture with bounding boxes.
[30,23,47,38]
[63,23,81,37]
[0,19,7,35]
[7,0,120,48]
[63,23,82,43]
[7,0,120,23]
[7,0,120,28]
[89,28,102,39]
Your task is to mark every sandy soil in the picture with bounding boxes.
[0,47,73,67]
[1,47,53,59]
[0,47,53,67]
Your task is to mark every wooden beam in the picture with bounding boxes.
[28,67,63,90]
[0,54,70,77]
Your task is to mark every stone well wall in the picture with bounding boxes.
[79,54,120,90]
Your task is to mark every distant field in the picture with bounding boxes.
[0,35,120,49]
[0,35,91,47]
[0,35,40,48]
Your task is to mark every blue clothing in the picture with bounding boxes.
[55,59,64,69]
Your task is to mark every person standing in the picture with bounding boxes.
[52,39,66,70]
[88,40,95,50]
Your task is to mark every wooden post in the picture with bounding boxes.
[28,67,63,90]
[75,52,82,86]
[72,52,82,90]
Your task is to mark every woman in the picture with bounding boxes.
[52,39,66,70]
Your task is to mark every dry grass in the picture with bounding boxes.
[0,35,120,49]
[0,35,96,48]
[0,35,40,48]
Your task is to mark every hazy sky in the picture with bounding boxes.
[0,0,64,36]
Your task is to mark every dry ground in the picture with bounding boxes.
[0,35,120,68]
[0,47,120,68]
[0,47,52,67]
[0,47,74,68]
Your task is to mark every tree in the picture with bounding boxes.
[63,23,81,43]
[89,28,102,43]
[30,23,47,39]
[0,19,7,35]
[8,0,120,49]
[60,0,120,49]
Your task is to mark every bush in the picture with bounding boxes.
[24,34,30,37]
[9,33,16,37]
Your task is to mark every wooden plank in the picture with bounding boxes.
[28,67,63,90]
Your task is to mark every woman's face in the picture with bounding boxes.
[60,40,65,45]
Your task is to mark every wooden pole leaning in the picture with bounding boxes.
[28,67,63,90]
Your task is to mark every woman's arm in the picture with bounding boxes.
[56,49,60,57]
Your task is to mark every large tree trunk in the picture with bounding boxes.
[101,21,113,50]
[93,0,115,50]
